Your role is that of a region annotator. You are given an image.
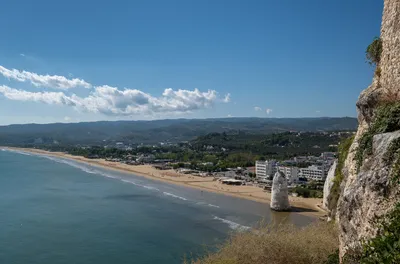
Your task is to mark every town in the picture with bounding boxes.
[26,131,351,199]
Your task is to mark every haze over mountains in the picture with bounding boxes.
[0,117,357,146]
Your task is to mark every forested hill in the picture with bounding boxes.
[0,117,357,145]
[191,131,351,157]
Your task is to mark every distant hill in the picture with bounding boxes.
[0,117,357,146]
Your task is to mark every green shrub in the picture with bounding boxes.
[384,137,400,184]
[359,204,400,263]
[366,37,382,66]
[324,250,340,264]
[355,102,400,171]
[293,187,323,198]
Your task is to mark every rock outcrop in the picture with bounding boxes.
[335,0,400,259]
[322,161,337,217]
[339,131,400,255]
[270,171,290,211]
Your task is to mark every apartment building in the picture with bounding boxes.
[255,160,278,178]
[278,166,299,184]
[299,165,326,181]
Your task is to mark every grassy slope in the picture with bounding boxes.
[186,222,338,264]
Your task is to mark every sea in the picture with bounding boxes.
[0,148,313,264]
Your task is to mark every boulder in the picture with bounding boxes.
[270,171,290,211]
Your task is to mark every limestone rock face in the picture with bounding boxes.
[322,161,337,215]
[337,0,400,259]
[338,131,400,256]
[380,0,400,95]
[270,171,290,211]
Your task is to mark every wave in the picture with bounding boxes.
[6,149,32,156]
[42,156,100,175]
[143,185,160,191]
[197,202,220,208]
[213,216,250,231]
[163,192,187,201]
[120,179,133,184]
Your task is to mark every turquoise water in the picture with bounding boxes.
[0,149,312,264]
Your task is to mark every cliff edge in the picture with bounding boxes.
[335,0,400,260]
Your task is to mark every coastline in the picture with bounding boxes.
[2,147,326,217]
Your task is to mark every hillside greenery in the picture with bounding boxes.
[192,131,347,158]
[31,131,348,170]
[0,117,357,146]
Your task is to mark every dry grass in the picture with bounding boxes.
[185,221,338,264]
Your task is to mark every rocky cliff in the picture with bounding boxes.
[335,0,400,259]
[322,161,337,218]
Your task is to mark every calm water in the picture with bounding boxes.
[0,149,313,264]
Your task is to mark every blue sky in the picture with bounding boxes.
[0,0,383,125]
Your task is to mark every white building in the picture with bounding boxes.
[299,165,326,181]
[256,160,278,178]
[278,166,299,184]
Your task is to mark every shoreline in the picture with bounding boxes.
[2,147,326,217]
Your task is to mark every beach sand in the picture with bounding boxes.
[4,147,326,217]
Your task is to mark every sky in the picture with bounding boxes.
[0,0,383,125]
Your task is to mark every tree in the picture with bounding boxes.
[366,37,382,66]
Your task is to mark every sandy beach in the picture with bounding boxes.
[3,147,326,217]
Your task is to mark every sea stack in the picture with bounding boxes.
[270,171,290,211]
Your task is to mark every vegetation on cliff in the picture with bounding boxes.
[366,37,382,66]
[358,204,400,263]
[355,102,400,171]
[366,37,382,77]
[384,137,400,184]
[185,222,338,264]
[346,102,400,263]
[356,136,400,263]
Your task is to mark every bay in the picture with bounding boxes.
[0,149,313,264]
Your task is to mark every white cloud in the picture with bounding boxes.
[0,85,221,116]
[64,116,71,121]
[266,108,273,114]
[316,110,321,113]
[0,85,78,105]
[227,114,232,117]
[223,93,231,103]
[20,53,25,57]
[254,106,262,111]
[0,65,91,90]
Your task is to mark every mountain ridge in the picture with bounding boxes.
[0,117,357,146]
